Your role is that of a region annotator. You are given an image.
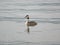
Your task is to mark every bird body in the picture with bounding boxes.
[25,21,37,26]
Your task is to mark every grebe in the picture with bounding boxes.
[25,15,37,26]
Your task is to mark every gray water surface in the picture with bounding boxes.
[0,0,60,45]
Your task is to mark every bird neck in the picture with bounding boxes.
[26,19,29,23]
[25,19,29,26]
[27,19,29,22]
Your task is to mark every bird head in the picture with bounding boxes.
[24,15,29,19]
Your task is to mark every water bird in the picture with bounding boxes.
[25,15,37,26]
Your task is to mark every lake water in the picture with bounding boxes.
[0,0,60,45]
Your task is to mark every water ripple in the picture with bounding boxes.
[0,16,60,24]
[5,3,60,6]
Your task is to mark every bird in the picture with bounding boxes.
[25,15,37,26]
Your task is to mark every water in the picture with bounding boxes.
[0,0,60,45]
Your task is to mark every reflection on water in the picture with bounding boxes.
[26,26,30,33]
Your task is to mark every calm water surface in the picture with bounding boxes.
[0,0,60,45]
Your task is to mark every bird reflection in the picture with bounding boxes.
[26,26,30,33]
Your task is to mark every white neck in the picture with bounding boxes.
[25,19,29,24]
